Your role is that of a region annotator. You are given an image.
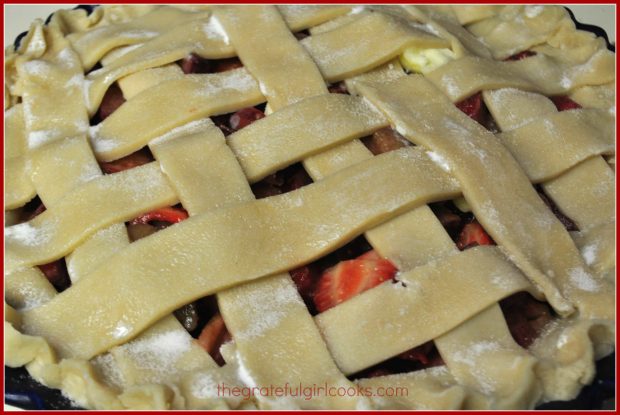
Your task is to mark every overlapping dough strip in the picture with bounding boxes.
[426,54,614,103]
[355,75,614,320]
[215,6,327,109]
[301,11,449,82]
[497,109,614,182]
[68,6,210,70]
[316,247,531,374]
[212,8,440,408]
[12,23,133,282]
[88,7,448,151]
[484,88,615,277]
[150,118,362,409]
[4,4,615,410]
[353,193,539,409]
[204,12,542,404]
[91,68,264,161]
[85,15,235,114]
[213,7,378,408]
[5,105,36,209]
[228,94,388,182]
[277,5,352,31]
[5,162,178,272]
[22,147,459,360]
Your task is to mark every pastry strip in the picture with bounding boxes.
[355,76,614,319]
[208,11,377,407]
[5,105,36,209]
[215,5,327,109]
[69,6,211,70]
[277,5,352,31]
[5,162,178,272]
[484,88,615,276]
[152,121,363,409]
[466,6,568,59]
[85,15,234,113]
[356,366,466,409]
[427,54,615,103]
[301,11,449,82]
[435,305,540,409]
[91,68,264,161]
[400,5,492,59]
[21,147,459,359]
[497,109,614,182]
[15,24,133,283]
[5,267,57,311]
[315,246,531,374]
[228,94,388,182]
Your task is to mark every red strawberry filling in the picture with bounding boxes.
[129,206,189,226]
[99,147,154,174]
[455,92,499,132]
[229,107,265,130]
[504,50,537,61]
[456,91,485,124]
[550,95,582,111]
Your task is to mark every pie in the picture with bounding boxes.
[4,4,616,410]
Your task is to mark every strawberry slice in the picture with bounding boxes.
[504,50,537,61]
[455,92,484,124]
[99,149,153,174]
[550,95,582,112]
[313,250,398,313]
[130,206,189,225]
[456,220,495,250]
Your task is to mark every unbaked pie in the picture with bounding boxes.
[4,4,616,410]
